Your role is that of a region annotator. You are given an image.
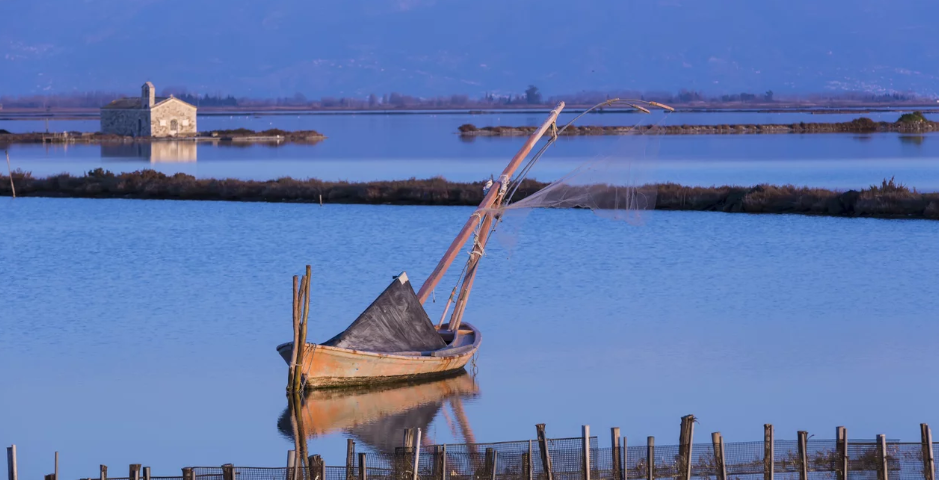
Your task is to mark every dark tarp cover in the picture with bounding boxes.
[321,273,447,353]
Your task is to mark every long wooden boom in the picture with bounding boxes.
[416,102,566,304]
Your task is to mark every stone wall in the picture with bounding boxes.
[100,109,150,136]
[151,99,197,137]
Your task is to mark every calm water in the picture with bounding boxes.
[2,197,939,479]
[5,111,939,190]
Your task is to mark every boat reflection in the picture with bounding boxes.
[100,141,197,162]
[278,371,480,453]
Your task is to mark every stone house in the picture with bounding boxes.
[101,82,197,137]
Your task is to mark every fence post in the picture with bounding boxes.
[522,451,530,480]
[486,449,497,480]
[536,424,553,480]
[100,465,107,480]
[55,452,59,480]
[311,455,325,480]
[130,464,141,480]
[358,453,367,480]
[7,446,17,480]
[413,428,422,480]
[622,437,627,480]
[763,425,773,480]
[836,427,847,480]
[182,467,194,480]
[923,424,936,480]
[679,415,695,480]
[711,433,726,480]
[611,428,622,480]
[222,464,234,480]
[346,439,356,480]
[877,434,889,480]
[646,437,654,480]
[526,440,533,480]
[143,467,151,480]
[582,425,591,480]
[797,432,808,480]
[288,451,297,480]
[435,446,447,480]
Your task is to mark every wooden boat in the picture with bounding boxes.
[277,102,567,388]
[277,371,479,452]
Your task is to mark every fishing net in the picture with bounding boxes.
[487,105,669,253]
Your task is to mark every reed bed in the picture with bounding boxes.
[2,169,938,220]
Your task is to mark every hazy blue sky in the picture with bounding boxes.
[2,0,938,98]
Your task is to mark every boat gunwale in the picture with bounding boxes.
[276,322,481,362]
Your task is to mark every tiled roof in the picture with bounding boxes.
[101,96,172,109]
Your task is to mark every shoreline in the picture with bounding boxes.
[459,115,939,137]
[0,128,326,146]
[3,170,937,221]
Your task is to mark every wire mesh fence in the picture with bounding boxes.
[85,437,939,480]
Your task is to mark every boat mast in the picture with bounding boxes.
[417,102,566,305]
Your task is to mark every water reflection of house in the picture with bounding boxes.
[100,141,197,163]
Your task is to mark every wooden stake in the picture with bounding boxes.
[413,429,423,480]
[5,151,15,199]
[877,434,889,480]
[295,266,312,390]
[836,427,847,480]
[182,468,194,480]
[923,424,936,480]
[434,445,446,480]
[222,464,234,480]
[711,433,726,480]
[143,467,151,480]
[288,275,300,391]
[358,453,367,480]
[611,428,622,480]
[582,425,591,480]
[288,450,297,480]
[319,195,323,206]
[622,437,627,480]
[527,440,534,480]
[55,452,59,480]
[99,465,107,480]
[646,437,654,480]
[679,415,694,480]
[797,432,808,480]
[489,450,497,480]
[763,425,774,480]
[7,446,17,480]
[310,455,325,480]
[536,424,553,480]
[130,464,141,480]
[346,439,356,480]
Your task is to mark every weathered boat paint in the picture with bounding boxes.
[276,323,481,388]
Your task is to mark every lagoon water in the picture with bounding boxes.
[4,111,939,190]
[2,196,939,480]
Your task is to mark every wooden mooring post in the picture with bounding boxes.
[836,427,848,480]
[310,455,325,480]
[130,464,141,480]
[797,432,808,480]
[678,415,695,480]
[358,453,367,480]
[222,464,234,480]
[536,424,553,480]
[581,425,591,480]
[99,465,107,480]
[143,466,151,480]
[877,434,889,480]
[182,468,194,480]
[711,433,727,480]
[6,446,17,480]
[646,437,654,480]
[923,424,936,480]
[763,425,773,480]
[611,428,621,480]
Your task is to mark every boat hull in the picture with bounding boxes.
[277,323,480,388]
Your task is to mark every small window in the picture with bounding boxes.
[170,119,178,131]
